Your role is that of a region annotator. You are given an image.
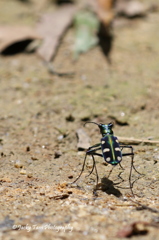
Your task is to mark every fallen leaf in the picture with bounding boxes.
[88,0,114,60]
[97,0,114,28]
[36,5,77,62]
[117,221,149,238]
[116,0,147,18]
[76,128,90,150]
[0,26,40,54]
[88,0,114,33]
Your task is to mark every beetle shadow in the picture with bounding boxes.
[99,177,122,197]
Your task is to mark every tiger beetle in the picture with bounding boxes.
[72,122,142,197]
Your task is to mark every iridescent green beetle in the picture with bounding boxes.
[73,122,141,196]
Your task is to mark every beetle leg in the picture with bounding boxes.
[87,143,101,150]
[92,154,99,184]
[86,147,103,180]
[121,145,144,197]
[121,145,143,175]
[72,145,102,184]
[119,162,124,170]
[71,152,88,184]
[86,156,95,178]
[107,165,114,178]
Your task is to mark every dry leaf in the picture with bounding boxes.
[88,0,113,60]
[88,0,114,31]
[76,128,90,150]
[97,0,114,27]
[117,221,158,238]
[36,5,77,62]
[116,0,146,17]
[0,26,40,54]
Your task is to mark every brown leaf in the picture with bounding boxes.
[0,26,40,54]
[88,0,114,30]
[76,128,90,150]
[117,221,153,238]
[116,0,146,17]
[36,5,77,62]
[97,0,114,27]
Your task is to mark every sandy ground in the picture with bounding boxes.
[0,1,159,239]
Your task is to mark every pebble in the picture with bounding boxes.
[20,169,27,175]
[0,187,6,193]
[14,160,23,168]
[27,172,33,178]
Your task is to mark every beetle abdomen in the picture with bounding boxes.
[101,135,122,165]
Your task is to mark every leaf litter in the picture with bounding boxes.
[36,4,77,62]
[0,26,40,54]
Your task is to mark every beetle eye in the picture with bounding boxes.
[108,122,113,128]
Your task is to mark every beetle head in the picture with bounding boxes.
[84,122,114,136]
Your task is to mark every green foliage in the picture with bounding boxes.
[73,10,99,59]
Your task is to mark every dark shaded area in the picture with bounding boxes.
[1,39,33,55]
[98,23,113,63]
[55,0,74,5]
[81,117,91,122]
[108,115,129,126]
[100,177,122,197]
[117,13,146,19]
[65,114,75,122]
[18,0,30,3]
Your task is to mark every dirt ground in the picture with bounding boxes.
[0,1,159,239]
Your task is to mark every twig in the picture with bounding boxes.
[118,137,159,146]
[130,199,159,213]
[46,62,75,77]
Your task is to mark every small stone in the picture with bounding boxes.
[14,160,23,168]
[0,187,6,193]
[68,175,73,179]
[54,151,62,159]
[57,135,64,141]
[20,169,27,175]
[27,172,33,178]
[31,156,39,161]
[39,188,45,195]
[26,146,30,152]
[65,114,75,122]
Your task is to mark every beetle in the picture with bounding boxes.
[72,122,142,196]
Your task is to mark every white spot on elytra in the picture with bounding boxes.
[101,141,105,144]
[106,157,111,161]
[115,147,120,151]
[103,148,110,152]
[117,156,122,161]
[116,139,119,143]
